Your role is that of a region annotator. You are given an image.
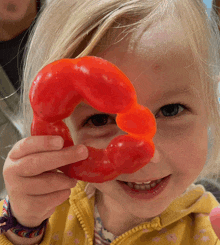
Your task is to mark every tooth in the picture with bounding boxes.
[134,185,140,189]
[134,181,152,185]
[150,182,157,188]
[145,185,151,190]
[127,182,133,188]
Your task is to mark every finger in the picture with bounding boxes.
[209,206,220,239]
[14,144,88,177]
[8,136,64,160]
[15,171,77,195]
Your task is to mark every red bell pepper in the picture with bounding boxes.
[29,56,156,183]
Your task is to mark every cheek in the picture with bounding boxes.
[156,119,208,171]
[67,129,118,149]
[69,126,125,149]
[77,137,111,149]
[91,182,117,196]
[75,130,123,149]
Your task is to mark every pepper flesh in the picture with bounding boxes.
[29,56,156,183]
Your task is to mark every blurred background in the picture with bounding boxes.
[203,0,212,16]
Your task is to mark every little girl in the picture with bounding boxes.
[1,0,220,244]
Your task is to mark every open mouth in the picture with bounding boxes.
[117,175,171,200]
[121,177,165,191]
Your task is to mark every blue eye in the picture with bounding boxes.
[157,104,186,118]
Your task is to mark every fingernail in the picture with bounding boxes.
[77,145,89,158]
[51,137,64,148]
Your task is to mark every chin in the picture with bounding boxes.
[130,204,167,220]
[125,192,176,221]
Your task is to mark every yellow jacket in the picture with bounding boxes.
[0,181,220,244]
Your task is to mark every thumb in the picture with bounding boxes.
[209,205,220,239]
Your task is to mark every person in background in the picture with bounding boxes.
[212,0,220,26]
[0,0,46,199]
[1,0,39,88]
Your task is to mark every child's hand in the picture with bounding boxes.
[210,206,220,239]
[2,136,88,228]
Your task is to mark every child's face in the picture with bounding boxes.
[69,18,208,223]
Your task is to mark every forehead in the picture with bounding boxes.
[94,16,204,104]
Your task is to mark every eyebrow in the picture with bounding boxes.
[152,86,201,103]
[165,87,200,96]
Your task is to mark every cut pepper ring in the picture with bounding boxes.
[29,56,156,183]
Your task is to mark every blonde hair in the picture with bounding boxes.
[21,0,220,182]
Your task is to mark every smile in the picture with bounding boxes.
[117,175,172,200]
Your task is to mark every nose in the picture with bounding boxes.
[150,148,160,163]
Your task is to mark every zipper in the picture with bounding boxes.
[110,217,161,244]
[71,201,94,245]
[71,190,161,245]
